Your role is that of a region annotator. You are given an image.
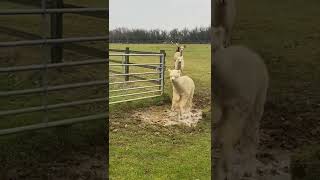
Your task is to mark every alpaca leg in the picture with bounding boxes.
[171,99,178,111]
[214,102,250,180]
[171,91,175,111]
[240,88,267,178]
[187,98,192,113]
[188,88,194,111]
[184,96,192,113]
[239,111,258,179]
[214,120,236,180]
[179,95,189,120]
[171,89,180,111]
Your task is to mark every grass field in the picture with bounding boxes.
[109,44,211,179]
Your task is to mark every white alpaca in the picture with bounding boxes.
[213,0,236,47]
[173,43,185,61]
[168,69,195,119]
[212,31,269,179]
[174,56,185,72]
[172,43,186,71]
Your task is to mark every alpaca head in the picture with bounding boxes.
[179,45,186,52]
[173,42,186,53]
[168,69,181,81]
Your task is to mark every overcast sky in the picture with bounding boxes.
[110,0,211,31]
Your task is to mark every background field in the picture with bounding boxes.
[109,43,211,179]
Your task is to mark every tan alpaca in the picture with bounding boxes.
[172,43,186,71]
[212,43,269,179]
[174,56,185,72]
[173,43,186,61]
[213,0,236,47]
[168,69,195,120]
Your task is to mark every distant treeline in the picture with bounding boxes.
[109,27,211,44]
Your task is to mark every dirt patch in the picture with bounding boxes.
[213,147,291,180]
[132,105,203,127]
[2,147,106,180]
[256,150,291,180]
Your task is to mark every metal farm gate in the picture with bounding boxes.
[109,48,166,104]
[0,1,108,135]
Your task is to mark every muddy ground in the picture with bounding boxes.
[131,104,293,180]
[3,100,317,179]
[3,147,107,180]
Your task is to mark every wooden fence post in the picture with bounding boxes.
[49,0,63,63]
[124,47,130,81]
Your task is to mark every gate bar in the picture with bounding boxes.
[109,85,161,93]
[0,59,107,73]
[109,63,161,66]
[109,95,161,105]
[109,49,162,54]
[0,97,108,117]
[110,72,160,77]
[109,60,159,70]
[0,8,108,15]
[0,80,108,97]
[109,90,161,99]
[0,36,108,47]
[110,53,164,56]
[0,113,108,136]
[109,78,160,85]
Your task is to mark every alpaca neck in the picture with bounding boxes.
[177,61,181,70]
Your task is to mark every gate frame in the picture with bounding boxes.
[109,48,166,105]
[0,1,108,136]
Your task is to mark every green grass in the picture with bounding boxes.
[109,44,211,180]
[110,131,210,180]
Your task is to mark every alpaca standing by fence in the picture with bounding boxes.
[212,27,269,180]
[168,69,195,120]
[213,0,236,47]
